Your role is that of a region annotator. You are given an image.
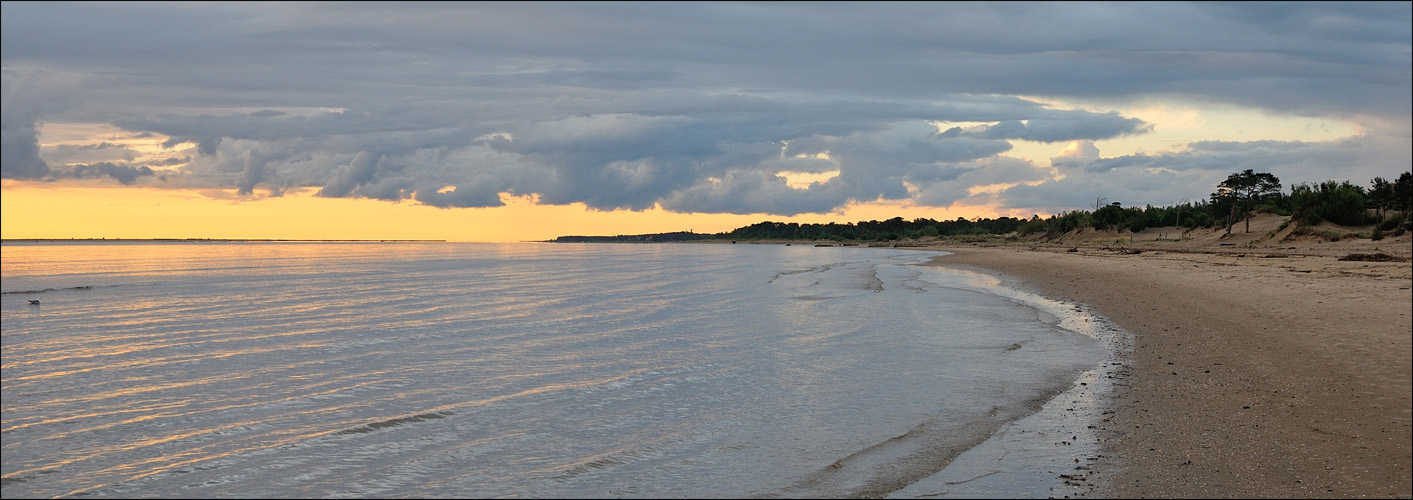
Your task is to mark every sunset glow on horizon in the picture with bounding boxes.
[2,181,1015,242]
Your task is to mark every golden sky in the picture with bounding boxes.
[0,181,1002,242]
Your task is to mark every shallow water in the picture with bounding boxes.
[2,242,1108,498]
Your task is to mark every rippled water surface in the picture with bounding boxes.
[2,241,1105,498]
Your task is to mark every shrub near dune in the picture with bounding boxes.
[1290,180,1370,226]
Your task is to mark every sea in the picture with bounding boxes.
[1,241,1128,498]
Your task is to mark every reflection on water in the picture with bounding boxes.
[2,242,1105,498]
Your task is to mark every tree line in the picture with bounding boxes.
[716,170,1413,242]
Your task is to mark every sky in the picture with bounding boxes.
[2,1,1409,242]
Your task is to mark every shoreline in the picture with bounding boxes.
[888,262,1133,499]
[921,243,1411,498]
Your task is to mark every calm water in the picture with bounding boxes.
[2,242,1110,498]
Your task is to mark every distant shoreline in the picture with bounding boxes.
[1,238,447,243]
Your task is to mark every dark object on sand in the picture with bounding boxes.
[1338,253,1403,262]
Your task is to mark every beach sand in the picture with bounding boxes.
[922,216,1412,498]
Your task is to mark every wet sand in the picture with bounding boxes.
[924,242,1411,498]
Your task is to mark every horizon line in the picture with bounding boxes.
[1,238,449,243]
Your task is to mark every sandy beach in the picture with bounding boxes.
[922,215,1412,498]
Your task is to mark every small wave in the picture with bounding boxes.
[0,469,59,487]
[333,411,454,436]
[559,457,625,479]
[555,438,677,481]
[773,406,1022,499]
[2,285,94,295]
[766,263,836,284]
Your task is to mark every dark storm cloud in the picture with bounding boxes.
[0,119,50,179]
[2,1,1408,215]
[1,68,76,179]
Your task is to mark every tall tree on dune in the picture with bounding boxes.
[1214,169,1282,234]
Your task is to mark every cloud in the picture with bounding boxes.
[965,113,1153,143]
[2,2,1408,217]
[112,93,1125,213]
[318,151,380,199]
[0,119,49,179]
[2,69,78,179]
[412,180,506,209]
[51,162,155,185]
[660,169,850,216]
[40,142,138,165]
[998,131,1410,213]
[781,121,1019,204]
[910,156,1053,208]
[1050,140,1102,167]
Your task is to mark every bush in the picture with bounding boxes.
[1289,227,1345,242]
[1289,180,1371,226]
[1254,200,1291,216]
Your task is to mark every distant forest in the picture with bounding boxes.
[554,170,1413,243]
